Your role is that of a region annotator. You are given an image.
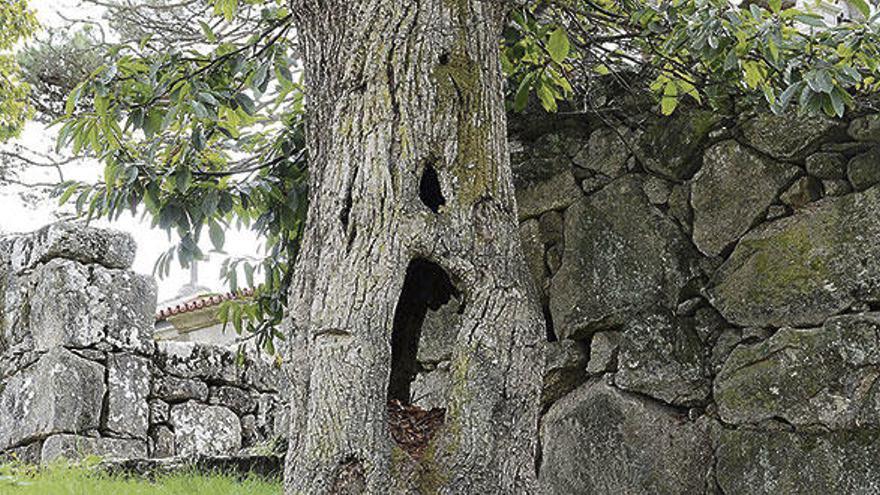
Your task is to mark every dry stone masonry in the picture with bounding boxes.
[0,224,285,464]
[511,101,880,494]
[4,99,880,493]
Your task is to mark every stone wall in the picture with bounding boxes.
[0,224,285,463]
[5,103,880,492]
[514,106,880,494]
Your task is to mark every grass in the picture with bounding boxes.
[0,460,282,495]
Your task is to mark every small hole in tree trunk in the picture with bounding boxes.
[543,305,557,342]
[419,164,446,213]
[438,52,450,65]
[340,189,353,228]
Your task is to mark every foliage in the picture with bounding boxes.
[52,0,880,351]
[503,0,880,117]
[18,26,104,120]
[0,0,38,141]
[0,459,281,494]
[55,0,304,353]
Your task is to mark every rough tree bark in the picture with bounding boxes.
[284,1,545,492]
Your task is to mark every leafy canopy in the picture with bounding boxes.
[0,0,38,141]
[503,0,880,117]
[53,0,880,348]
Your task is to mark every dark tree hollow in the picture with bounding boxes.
[388,258,456,403]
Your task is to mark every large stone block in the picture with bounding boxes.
[847,146,880,191]
[416,298,460,364]
[741,111,841,160]
[632,109,719,180]
[573,127,632,178]
[0,348,105,449]
[149,400,170,424]
[716,428,880,494]
[586,331,620,374]
[26,259,156,354]
[515,170,581,220]
[805,151,846,179]
[243,356,284,393]
[542,340,588,406]
[539,380,712,494]
[614,309,709,407]
[154,341,241,384]
[41,434,146,462]
[411,366,450,410]
[714,313,880,428]
[510,133,572,184]
[151,375,209,402]
[4,222,136,275]
[550,175,700,340]
[708,186,880,327]
[0,270,32,354]
[691,140,799,256]
[848,113,880,141]
[105,353,151,439]
[209,385,256,416]
[149,425,175,458]
[170,401,241,456]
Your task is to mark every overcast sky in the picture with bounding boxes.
[0,0,260,303]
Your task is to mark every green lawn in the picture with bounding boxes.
[0,461,282,495]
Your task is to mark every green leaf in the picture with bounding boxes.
[214,0,237,22]
[723,50,739,71]
[779,82,802,110]
[244,263,254,287]
[513,73,533,112]
[252,63,270,93]
[806,70,834,94]
[198,20,217,42]
[209,221,225,251]
[794,14,827,27]
[58,183,78,205]
[65,82,85,116]
[845,0,870,18]
[660,81,679,115]
[104,161,119,185]
[192,127,204,151]
[762,84,776,105]
[547,27,570,64]
[198,92,219,106]
[175,167,192,193]
[536,80,558,112]
[829,87,846,117]
[235,93,256,115]
[143,109,163,139]
[191,101,209,119]
[125,165,139,184]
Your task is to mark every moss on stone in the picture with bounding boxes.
[635,108,721,179]
[739,224,829,305]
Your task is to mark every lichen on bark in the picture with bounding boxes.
[284,1,544,493]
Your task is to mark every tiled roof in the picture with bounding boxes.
[155,287,255,321]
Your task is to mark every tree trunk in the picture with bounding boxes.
[284,1,545,492]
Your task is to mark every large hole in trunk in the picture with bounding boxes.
[388,259,457,403]
[387,259,456,459]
